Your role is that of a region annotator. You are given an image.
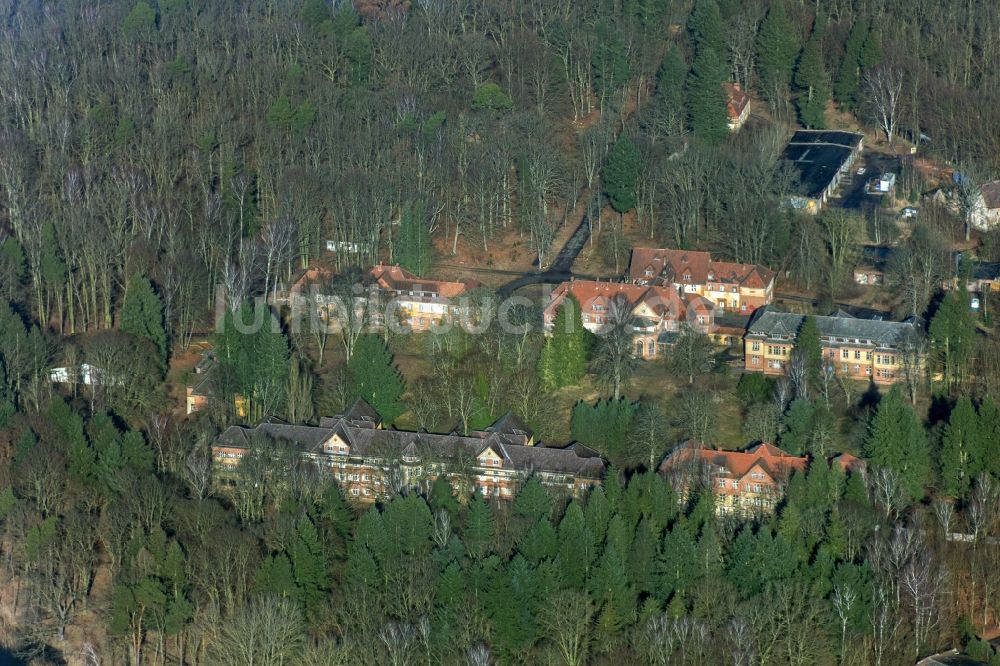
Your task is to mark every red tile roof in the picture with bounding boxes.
[629,248,774,290]
[546,280,706,322]
[370,264,470,298]
[724,82,749,122]
[830,452,866,474]
[659,440,807,479]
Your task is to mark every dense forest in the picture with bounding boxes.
[2,0,1000,663]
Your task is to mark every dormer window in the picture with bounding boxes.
[683,273,691,282]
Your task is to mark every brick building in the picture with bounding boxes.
[543,279,715,359]
[628,248,775,314]
[659,441,864,516]
[213,401,605,502]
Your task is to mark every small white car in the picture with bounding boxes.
[901,207,918,219]
[856,167,866,176]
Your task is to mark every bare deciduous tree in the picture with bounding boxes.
[863,65,904,147]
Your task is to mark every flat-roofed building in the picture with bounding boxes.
[782,130,864,213]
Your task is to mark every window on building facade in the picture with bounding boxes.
[751,356,760,365]
[752,342,760,351]
[842,349,849,359]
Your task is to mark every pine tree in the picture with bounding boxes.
[603,136,641,215]
[834,19,868,109]
[627,518,659,595]
[863,386,930,500]
[590,547,635,641]
[687,0,724,56]
[658,524,698,599]
[794,27,830,128]
[930,291,976,391]
[859,25,883,70]
[393,201,433,276]
[980,397,1000,477]
[657,46,687,108]
[781,399,816,454]
[686,47,730,145]
[796,315,823,390]
[289,515,329,612]
[514,477,552,523]
[121,273,167,369]
[756,1,798,103]
[464,496,495,560]
[939,397,983,498]
[216,302,291,420]
[345,334,405,423]
[256,554,297,599]
[540,295,587,390]
[557,502,592,589]
[520,518,558,565]
[429,476,459,517]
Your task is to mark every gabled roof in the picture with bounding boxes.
[216,418,605,479]
[724,82,749,121]
[659,440,807,480]
[545,280,693,323]
[370,264,470,299]
[484,412,532,438]
[628,248,775,290]
[830,452,866,474]
[343,398,381,425]
[746,305,920,346]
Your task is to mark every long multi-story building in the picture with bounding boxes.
[543,279,715,359]
[628,248,775,314]
[743,306,922,385]
[212,400,605,502]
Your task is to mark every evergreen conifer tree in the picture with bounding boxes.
[979,397,1000,477]
[686,47,730,144]
[121,273,168,369]
[930,291,976,391]
[345,334,405,423]
[603,136,641,215]
[794,27,830,128]
[464,496,495,561]
[539,295,587,390]
[756,2,798,104]
[834,19,868,108]
[863,386,930,500]
[939,397,983,498]
[687,0,725,56]
[393,201,433,277]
